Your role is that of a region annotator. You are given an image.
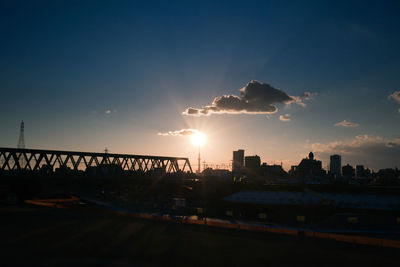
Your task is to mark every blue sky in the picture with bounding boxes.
[1,0,400,170]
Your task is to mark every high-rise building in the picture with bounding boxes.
[330,154,341,177]
[245,155,261,173]
[232,149,244,173]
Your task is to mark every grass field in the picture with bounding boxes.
[0,204,399,266]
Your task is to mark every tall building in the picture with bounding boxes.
[245,155,261,174]
[232,149,244,173]
[330,154,341,177]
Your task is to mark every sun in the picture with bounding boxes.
[191,132,206,146]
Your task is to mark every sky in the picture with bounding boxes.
[1,0,400,171]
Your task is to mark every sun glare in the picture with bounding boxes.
[191,132,206,146]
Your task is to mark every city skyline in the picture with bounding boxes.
[1,1,400,170]
[2,124,394,173]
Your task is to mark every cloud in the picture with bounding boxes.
[311,135,400,169]
[279,114,291,122]
[289,92,315,107]
[334,120,359,127]
[183,80,312,116]
[389,91,400,104]
[158,128,199,136]
[105,109,117,114]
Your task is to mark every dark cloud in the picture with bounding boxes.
[158,128,199,136]
[311,135,400,169]
[183,80,311,116]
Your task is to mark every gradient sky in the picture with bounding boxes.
[1,0,400,171]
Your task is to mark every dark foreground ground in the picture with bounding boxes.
[1,204,399,266]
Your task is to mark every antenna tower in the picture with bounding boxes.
[197,147,201,174]
[18,121,25,149]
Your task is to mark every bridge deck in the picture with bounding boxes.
[0,147,192,173]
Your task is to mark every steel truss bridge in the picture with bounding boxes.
[0,147,193,174]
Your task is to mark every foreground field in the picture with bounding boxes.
[0,204,399,266]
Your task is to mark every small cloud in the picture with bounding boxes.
[300,91,315,100]
[279,114,291,122]
[104,109,117,115]
[158,128,199,136]
[334,120,359,127]
[289,92,316,108]
[389,91,400,104]
[183,80,312,117]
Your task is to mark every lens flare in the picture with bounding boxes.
[191,132,206,146]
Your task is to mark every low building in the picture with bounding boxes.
[245,155,261,174]
[202,168,231,177]
[342,164,355,178]
[260,163,287,179]
[293,152,325,178]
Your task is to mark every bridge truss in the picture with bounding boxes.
[0,147,193,174]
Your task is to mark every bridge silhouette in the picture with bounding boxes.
[0,147,192,173]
